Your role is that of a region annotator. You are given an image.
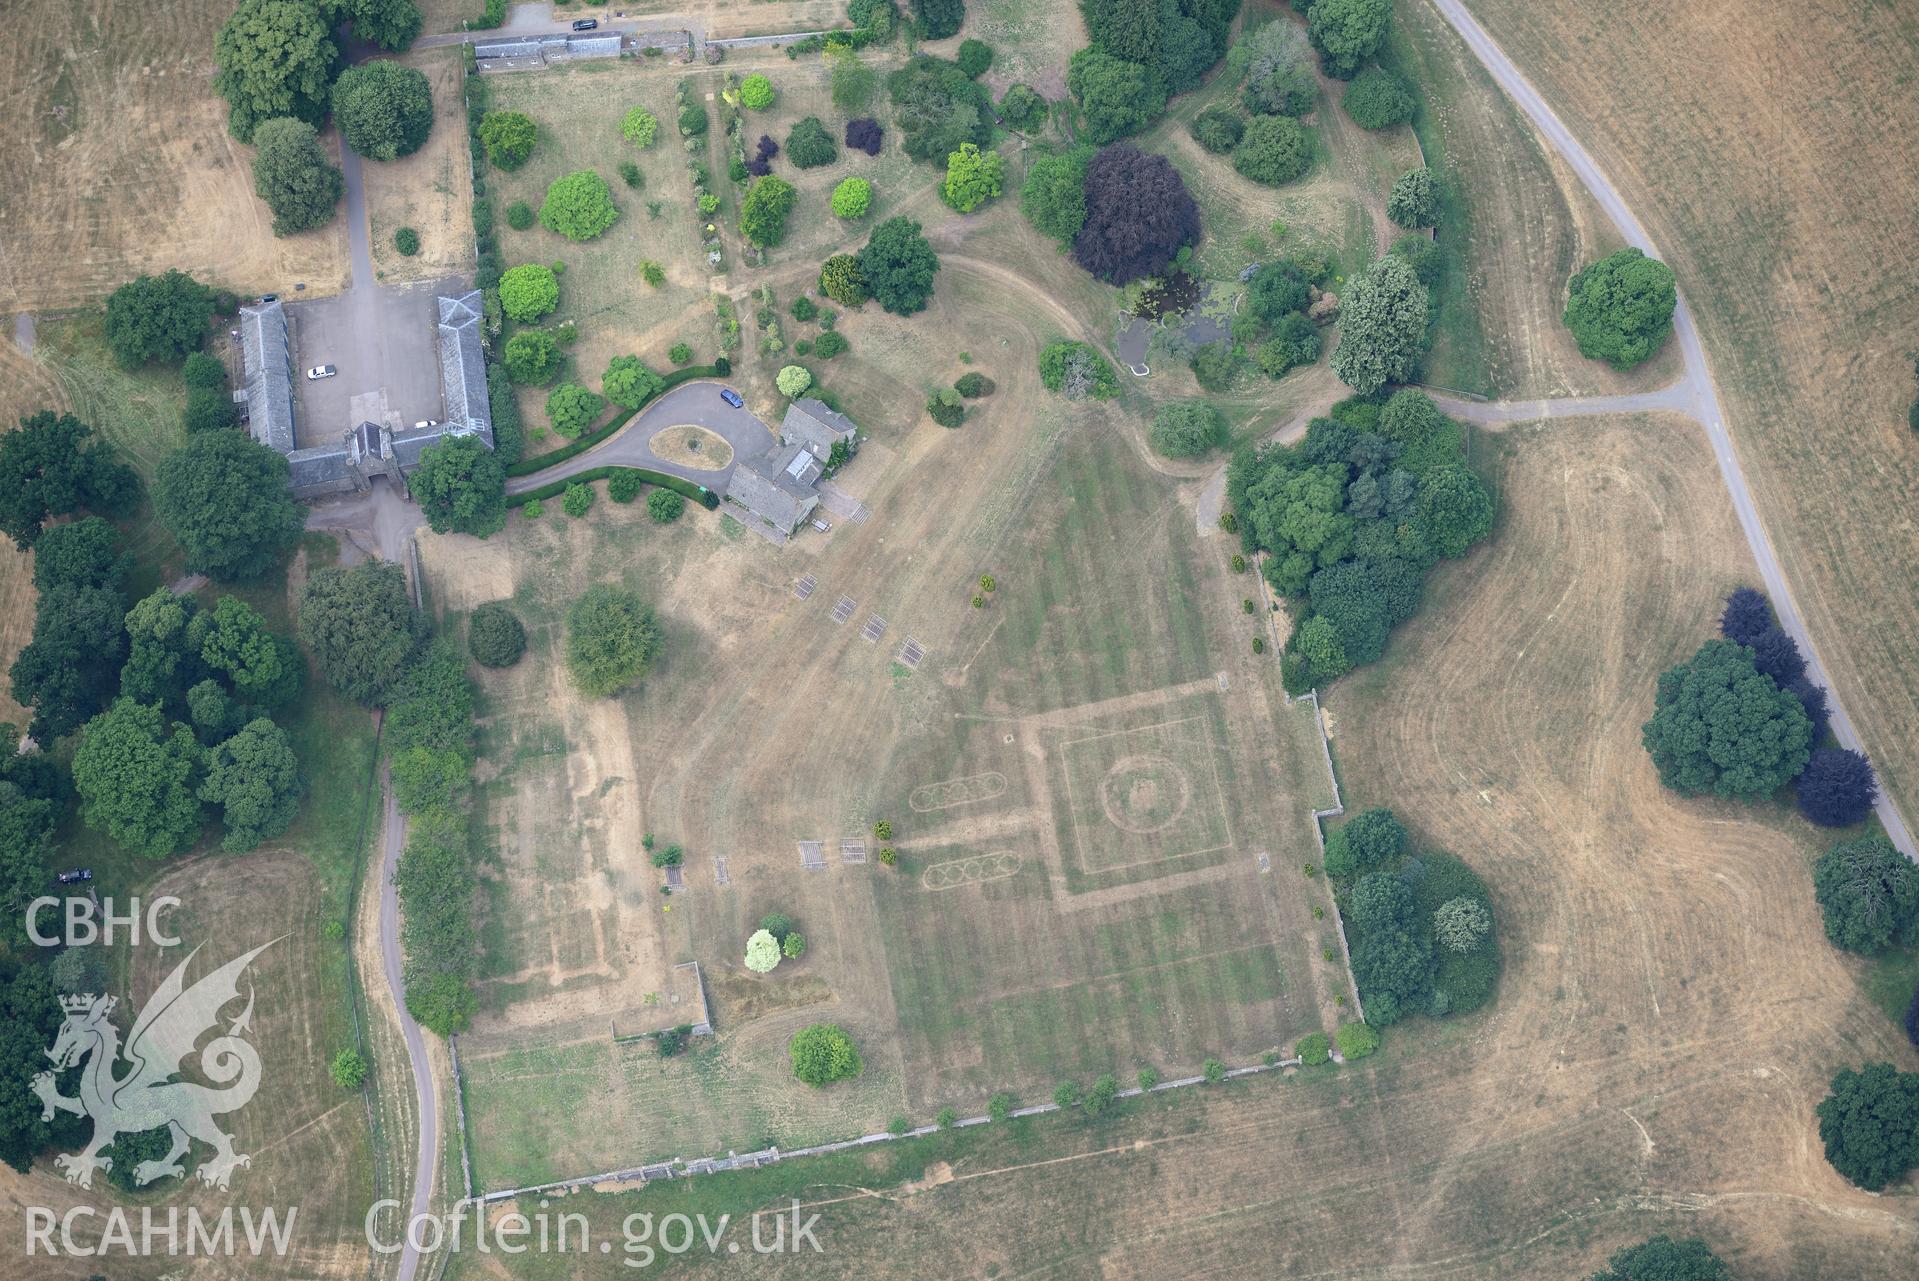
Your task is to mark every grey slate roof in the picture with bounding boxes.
[389,424,451,470]
[239,301,297,456]
[725,448,820,533]
[287,446,351,490]
[780,398,857,456]
[437,291,492,445]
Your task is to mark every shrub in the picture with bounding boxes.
[934,1104,957,1128]
[1191,107,1245,154]
[641,260,666,287]
[831,50,877,112]
[1563,248,1678,369]
[184,387,239,433]
[1797,748,1879,827]
[1073,144,1199,284]
[1234,115,1311,186]
[618,160,643,189]
[1588,1237,1733,1281]
[1433,897,1492,953]
[956,38,993,78]
[1642,639,1812,798]
[1296,1032,1331,1065]
[738,74,775,110]
[1190,342,1243,392]
[1387,168,1439,229]
[467,602,526,667]
[622,105,659,148]
[521,499,542,518]
[821,255,868,306]
[330,1048,367,1090]
[668,342,693,365]
[1257,313,1323,378]
[831,176,873,218]
[183,350,227,390]
[1150,401,1227,458]
[1322,808,1406,880]
[877,846,897,866]
[499,264,559,322]
[1813,834,1919,954]
[1052,1080,1081,1109]
[913,0,965,40]
[1334,1021,1379,1060]
[954,371,994,398]
[745,928,781,973]
[502,329,560,385]
[789,1023,862,1085]
[678,102,708,136]
[540,170,619,241]
[545,383,604,439]
[1083,1073,1119,1116]
[941,142,1004,212]
[1038,340,1118,400]
[1342,66,1417,129]
[781,931,806,959]
[927,387,965,427]
[505,200,534,230]
[777,365,813,397]
[607,471,645,503]
[1202,1057,1227,1084]
[560,482,593,518]
[988,1092,1015,1122]
[478,110,537,169]
[647,489,685,523]
[845,117,883,156]
[1236,19,1317,116]
[1137,1066,1160,1090]
[1021,145,1093,248]
[787,116,838,168]
[602,355,665,410]
[874,819,893,839]
[739,175,797,248]
[998,83,1047,132]
[812,330,849,359]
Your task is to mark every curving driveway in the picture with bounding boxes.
[1426,0,1914,859]
[504,380,775,496]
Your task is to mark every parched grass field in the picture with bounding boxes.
[0,0,349,311]
[364,48,478,285]
[442,415,1917,1281]
[423,232,1344,1190]
[1456,0,1919,843]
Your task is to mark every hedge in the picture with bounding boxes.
[508,465,719,511]
[505,365,721,477]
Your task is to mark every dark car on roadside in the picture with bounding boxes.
[720,388,744,408]
[56,869,93,885]
[571,18,598,31]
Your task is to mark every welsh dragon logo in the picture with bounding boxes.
[30,940,278,1190]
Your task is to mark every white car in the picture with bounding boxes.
[306,364,337,380]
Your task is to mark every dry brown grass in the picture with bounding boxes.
[1456,0,1919,843]
[0,0,350,310]
[443,415,1917,1281]
[364,48,478,284]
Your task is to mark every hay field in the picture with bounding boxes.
[0,0,349,310]
[423,238,1343,1189]
[365,48,478,285]
[1457,0,1919,839]
[441,415,1918,1281]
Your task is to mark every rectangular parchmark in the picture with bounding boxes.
[664,864,685,889]
[714,856,730,885]
[830,595,857,624]
[840,838,867,864]
[861,614,888,643]
[897,637,925,668]
[793,574,817,600]
[799,841,826,870]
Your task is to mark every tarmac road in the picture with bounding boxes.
[1427,0,1914,858]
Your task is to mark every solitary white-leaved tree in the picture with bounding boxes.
[745,928,782,973]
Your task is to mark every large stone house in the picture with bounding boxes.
[236,292,494,500]
[722,398,859,537]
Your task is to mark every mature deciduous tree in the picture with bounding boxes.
[1813,834,1919,954]
[1021,146,1094,247]
[1797,747,1877,827]
[1563,248,1678,369]
[1586,1235,1732,1281]
[739,175,798,247]
[154,431,304,581]
[10,586,127,744]
[1149,402,1227,459]
[298,561,428,706]
[73,700,206,859]
[467,602,526,668]
[1067,48,1167,145]
[1307,0,1391,80]
[498,264,559,323]
[545,383,604,439]
[1642,639,1812,798]
[1816,1062,1919,1191]
[785,117,838,169]
[1071,144,1199,284]
[1342,66,1416,129]
[1331,255,1431,394]
[200,595,301,709]
[502,329,561,385]
[539,170,620,240]
[345,0,423,51]
[332,60,434,162]
[30,518,126,594]
[200,718,302,853]
[250,117,343,236]
[215,0,338,142]
[602,356,665,409]
[790,1022,863,1085]
[104,271,217,369]
[408,436,507,538]
[886,57,990,162]
[1233,114,1310,185]
[566,585,661,697]
[1386,167,1439,229]
[856,217,940,314]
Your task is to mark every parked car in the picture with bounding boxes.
[306,364,337,380]
[571,18,598,30]
[55,869,92,885]
[259,293,278,303]
[720,387,744,408]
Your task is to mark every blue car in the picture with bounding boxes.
[720,388,744,409]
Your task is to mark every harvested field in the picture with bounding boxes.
[443,415,1918,1281]
[0,0,349,310]
[1456,0,1919,848]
